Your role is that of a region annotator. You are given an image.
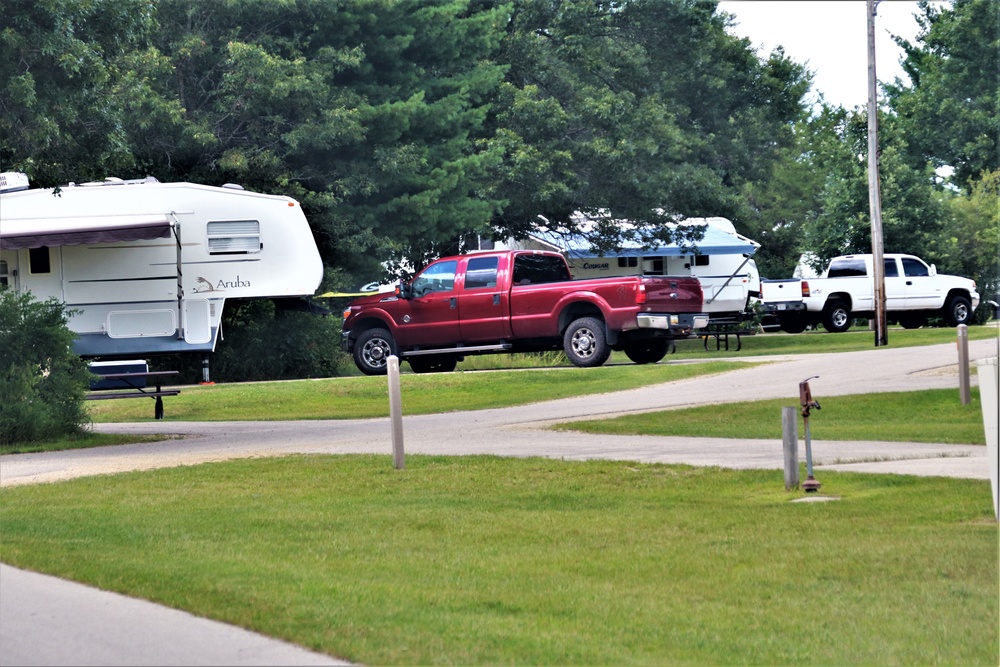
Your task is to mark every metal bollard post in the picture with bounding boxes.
[957,324,970,405]
[799,376,821,493]
[782,406,799,491]
[387,355,405,469]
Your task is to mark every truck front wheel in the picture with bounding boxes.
[623,339,669,364]
[943,295,972,327]
[822,300,852,333]
[353,327,397,375]
[564,317,611,367]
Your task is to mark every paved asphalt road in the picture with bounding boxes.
[2,337,998,665]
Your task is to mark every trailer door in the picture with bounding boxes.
[21,246,64,302]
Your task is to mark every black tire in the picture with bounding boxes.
[896,314,926,329]
[353,327,397,375]
[563,317,611,367]
[778,315,808,334]
[408,355,457,374]
[822,300,852,333]
[943,295,972,327]
[623,339,669,365]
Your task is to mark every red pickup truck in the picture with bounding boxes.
[341,250,707,374]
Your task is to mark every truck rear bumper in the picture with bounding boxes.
[636,313,710,331]
[762,302,807,314]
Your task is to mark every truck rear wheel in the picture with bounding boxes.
[353,327,397,375]
[623,340,669,364]
[943,295,972,327]
[822,300,852,333]
[563,317,611,367]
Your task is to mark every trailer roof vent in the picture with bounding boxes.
[221,183,245,190]
[0,172,30,193]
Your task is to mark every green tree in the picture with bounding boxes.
[888,0,999,188]
[142,0,510,280]
[487,0,811,253]
[0,290,92,445]
[937,169,1000,312]
[800,106,947,270]
[0,0,176,183]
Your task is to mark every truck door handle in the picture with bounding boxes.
[906,281,913,285]
[449,297,457,309]
[493,294,500,306]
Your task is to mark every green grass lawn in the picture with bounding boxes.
[2,326,996,665]
[0,455,995,665]
[84,360,744,423]
[559,387,987,444]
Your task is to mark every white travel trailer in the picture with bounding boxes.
[508,214,761,328]
[0,173,323,358]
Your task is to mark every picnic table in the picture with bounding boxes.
[85,370,180,420]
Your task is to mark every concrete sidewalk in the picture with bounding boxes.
[0,563,349,667]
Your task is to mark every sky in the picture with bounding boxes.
[717,1,940,109]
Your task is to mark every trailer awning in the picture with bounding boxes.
[0,214,173,250]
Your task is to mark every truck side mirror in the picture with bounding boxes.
[929,264,937,277]
[397,281,412,300]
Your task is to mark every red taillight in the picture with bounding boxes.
[800,281,810,298]
[636,283,647,304]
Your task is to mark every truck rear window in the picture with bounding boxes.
[513,254,570,285]
[827,258,867,278]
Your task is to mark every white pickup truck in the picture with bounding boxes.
[761,253,980,333]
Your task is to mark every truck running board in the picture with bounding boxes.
[402,343,512,357]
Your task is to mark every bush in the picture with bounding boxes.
[0,289,92,445]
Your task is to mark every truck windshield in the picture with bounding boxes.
[512,254,570,285]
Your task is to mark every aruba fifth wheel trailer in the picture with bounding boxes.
[0,173,323,358]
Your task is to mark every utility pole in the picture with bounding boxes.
[867,0,888,346]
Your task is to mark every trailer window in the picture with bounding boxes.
[207,220,261,254]
[617,257,638,268]
[0,259,7,287]
[28,247,51,274]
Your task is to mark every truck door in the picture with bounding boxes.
[396,259,461,346]
[456,254,511,342]
[900,256,938,309]
[882,257,908,311]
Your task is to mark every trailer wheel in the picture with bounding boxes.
[623,339,669,365]
[563,317,611,367]
[822,300,852,333]
[943,295,972,327]
[408,355,457,374]
[353,327,397,375]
